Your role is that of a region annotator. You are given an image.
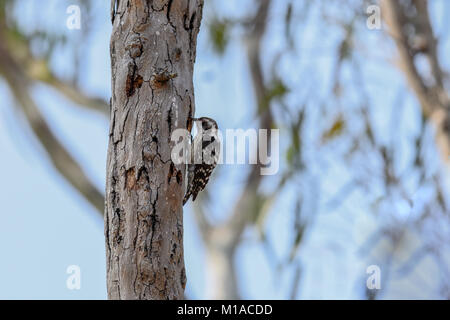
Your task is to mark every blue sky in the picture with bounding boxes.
[0,0,448,299]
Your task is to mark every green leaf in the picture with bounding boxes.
[209,18,230,56]
[260,78,290,112]
[268,78,289,100]
[321,115,345,143]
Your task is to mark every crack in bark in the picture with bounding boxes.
[106,0,204,300]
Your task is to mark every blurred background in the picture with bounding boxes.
[0,0,449,299]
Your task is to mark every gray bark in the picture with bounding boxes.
[105,0,203,300]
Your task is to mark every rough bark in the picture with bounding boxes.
[105,0,203,300]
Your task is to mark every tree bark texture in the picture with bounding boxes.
[105,0,203,300]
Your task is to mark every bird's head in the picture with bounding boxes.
[193,117,218,131]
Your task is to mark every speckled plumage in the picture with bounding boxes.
[183,117,219,205]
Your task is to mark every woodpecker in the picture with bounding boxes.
[183,117,219,205]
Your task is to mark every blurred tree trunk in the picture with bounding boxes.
[196,0,272,300]
[382,0,450,162]
[105,0,203,300]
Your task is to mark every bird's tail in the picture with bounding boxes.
[183,190,192,205]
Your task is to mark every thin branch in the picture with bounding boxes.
[0,41,104,215]
[225,0,272,247]
[34,70,109,116]
[4,26,109,116]
[194,0,273,299]
[381,0,450,161]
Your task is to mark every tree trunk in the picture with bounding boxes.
[204,229,241,299]
[105,0,203,300]
[381,0,450,162]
